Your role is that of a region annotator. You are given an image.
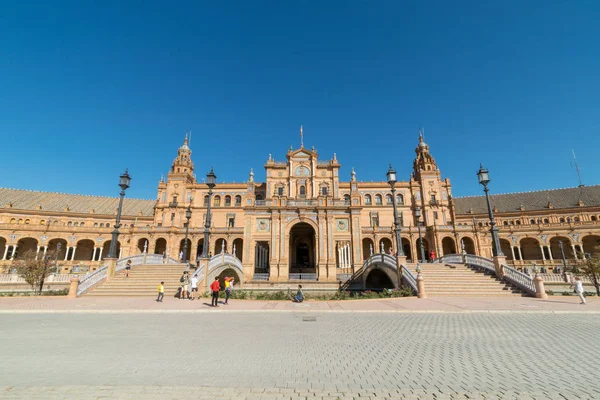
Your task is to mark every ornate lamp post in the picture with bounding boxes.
[201,168,217,258]
[558,240,568,278]
[476,164,503,257]
[108,169,131,259]
[182,204,192,264]
[387,165,405,288]
[415,207,426,263]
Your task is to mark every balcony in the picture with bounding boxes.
[168,201,179,208]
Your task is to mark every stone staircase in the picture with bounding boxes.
[85,263,188,297]
[414,263,523,296]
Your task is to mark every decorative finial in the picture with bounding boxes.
[249,168,254,182]
[184,131,189,145]
[160,174,164,183]
[333,152,337,161]
[268,153,272,161]
[351,168,356,182]
[290,145,293,151]
[300,125,304,148]
[419,127,424,141]
[311,145,315,152]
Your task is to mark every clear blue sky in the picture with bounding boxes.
[1,1,599,200]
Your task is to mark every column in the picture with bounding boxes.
[43,246,48,258]
[546,246,553,261]
[71,246,77,261]
[91,247,97,261]
[64,247,70,261]
[540,245,546,261]
[510,246,516,261]
[517,246,523,261]
[10,245,17,260]
[35,246,41,260]
[119,248,123,259]
[337,244,341,268]
[572,244,578,260]
[2,245,9,260]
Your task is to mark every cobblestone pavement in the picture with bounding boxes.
[1,313,600,399]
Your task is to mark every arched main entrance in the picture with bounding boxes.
[442,237,456,255]
[289,222,316,273]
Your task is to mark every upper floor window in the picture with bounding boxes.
[67,221,72,227]
[228,216,235,228]
[370,213,379,228]
[396,194,404,205]
[503,221,508,226]
[40,220,46,225]
[592,216,598,222]
[235,195,242,206]
[225,195,231,206]
[431,194,437,203]
[364,194,372,205]
[321,186,328,196]
[385,194,393,205]
[94,222,98,227]
[544,218,549,224]
[530,219,536,225]
[278,187,284,196]
[80,222,85,227]
[25,219,30,225]
[559,217,565,223]
[203,195,209,206]
[344,194,351,205]
[74,222,79,227]
[375,194,382,205]
[299,186,306,197]
[214,195,221,207]
[516,220,521,225]
[256,194,264,201]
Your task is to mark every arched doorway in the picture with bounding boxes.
[16,237,38,260]
[75,239,95,261]
[179,239,191,262]
[582,235,600,256]
[402,238,412,261]
[416,238,430,261]
[362,238,374,260]
[379,238,393,254]
[365,269,395,290]
[137,238,149,254]
[520,238,542,260]
[215,238,227,255]
[101,240,121,260]
[442,237,456,255]
[461,237,476,255]
[154,238,167,255]
[0,237,6,261]
[195,239,204,260]
[232,238,243,261]
[549,236,574,260]
[289,222,316,273]
[500,239,513,260]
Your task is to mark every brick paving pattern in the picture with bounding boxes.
[1,313,599,399]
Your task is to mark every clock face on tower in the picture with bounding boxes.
[294,166,310,177]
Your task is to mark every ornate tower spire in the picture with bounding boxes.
[351,167,356,182]
[300,125,304,148]
[413,128,438,177]
[249,168,254,182]
[169,132,195,182]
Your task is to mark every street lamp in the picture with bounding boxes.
[558,240,568,278]
[182,204,192,264]
[201,167,217,258]
[415,207,426,263]
[477,164,503,257]
[387,164,405,288]
[54,242,62,274]
[107,169,131,259]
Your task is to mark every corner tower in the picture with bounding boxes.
[169,132,195,184]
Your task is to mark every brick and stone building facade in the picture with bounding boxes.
[1,133,599,283]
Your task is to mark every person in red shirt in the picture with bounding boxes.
[210,277,220,307]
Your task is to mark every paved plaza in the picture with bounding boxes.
[1,310,600,399]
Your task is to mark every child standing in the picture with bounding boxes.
[156,281,164,302]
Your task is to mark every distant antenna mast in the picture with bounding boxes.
[572,149,584,187]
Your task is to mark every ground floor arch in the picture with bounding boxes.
[0,237,6,260]
[15,237,38,260]
[401,238,412,261]
[499,239,513,260]
[442,237,456,256]
[48,239,68,261]
[215,238,227,255]
[137,238,149,254]
[195,239,204,260]
[549,236,574,260]
[154,238,167,255]
[74,239,95,261]
[179,239,191,262]
[520,238,542,260]
[379,237,393,254]
[461,237,476,255]
[582,235,600,256]
[101,240,121,260]
[232,238,243,261]
[416,238,430,261]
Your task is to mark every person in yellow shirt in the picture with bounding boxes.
[224,277,234,305]
[156,281,164,302]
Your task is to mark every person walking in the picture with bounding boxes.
[125,260,132,278]
[190,274,198,300]
[156,281,164,302]
[210,277,220,307]
[179,271,190,300]
[224,277,234,305]
[572,276,587,304]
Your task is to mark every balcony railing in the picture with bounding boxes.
[253,273,269,281]
[289,273,317,280]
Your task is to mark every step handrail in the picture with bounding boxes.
[502,264,536,296]
[401,264,418,294]
[77,265,108,296]
[115,254,180,272]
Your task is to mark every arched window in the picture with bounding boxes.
[18,219,23,224]
[574,217,580,222]
[214,196,221,207]
[10,218,16,224]
[278,187,284,196]
[503,221,508,226]
[364,194,372,205]
[516,220,521,225]
[40,220,46,225]
[385,194,393,205]
[74,222,79,227]
[478,222,483,227]
[592,216,598,222]
[544,218,549,224]
[225,195,231,206]
[203,195,209,206]
[344,194,351,205]
[566,217,572,223]
[235,195,242,206]
[80,222,85,227]
[375,194,383,205]
[256,194,264,201]
[530,219,536,225]
[396,194,404,205]
[321,186,328,196]
[94,222,98,227]
[559,217,565,223]
[67,221,73,227]
[100,223,104,228]
[25,219,30,224]
[299,186,306,197]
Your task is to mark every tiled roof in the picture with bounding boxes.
[0,188,156,217]
[454,185,600,215]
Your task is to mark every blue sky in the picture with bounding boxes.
[1,1,599,199]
